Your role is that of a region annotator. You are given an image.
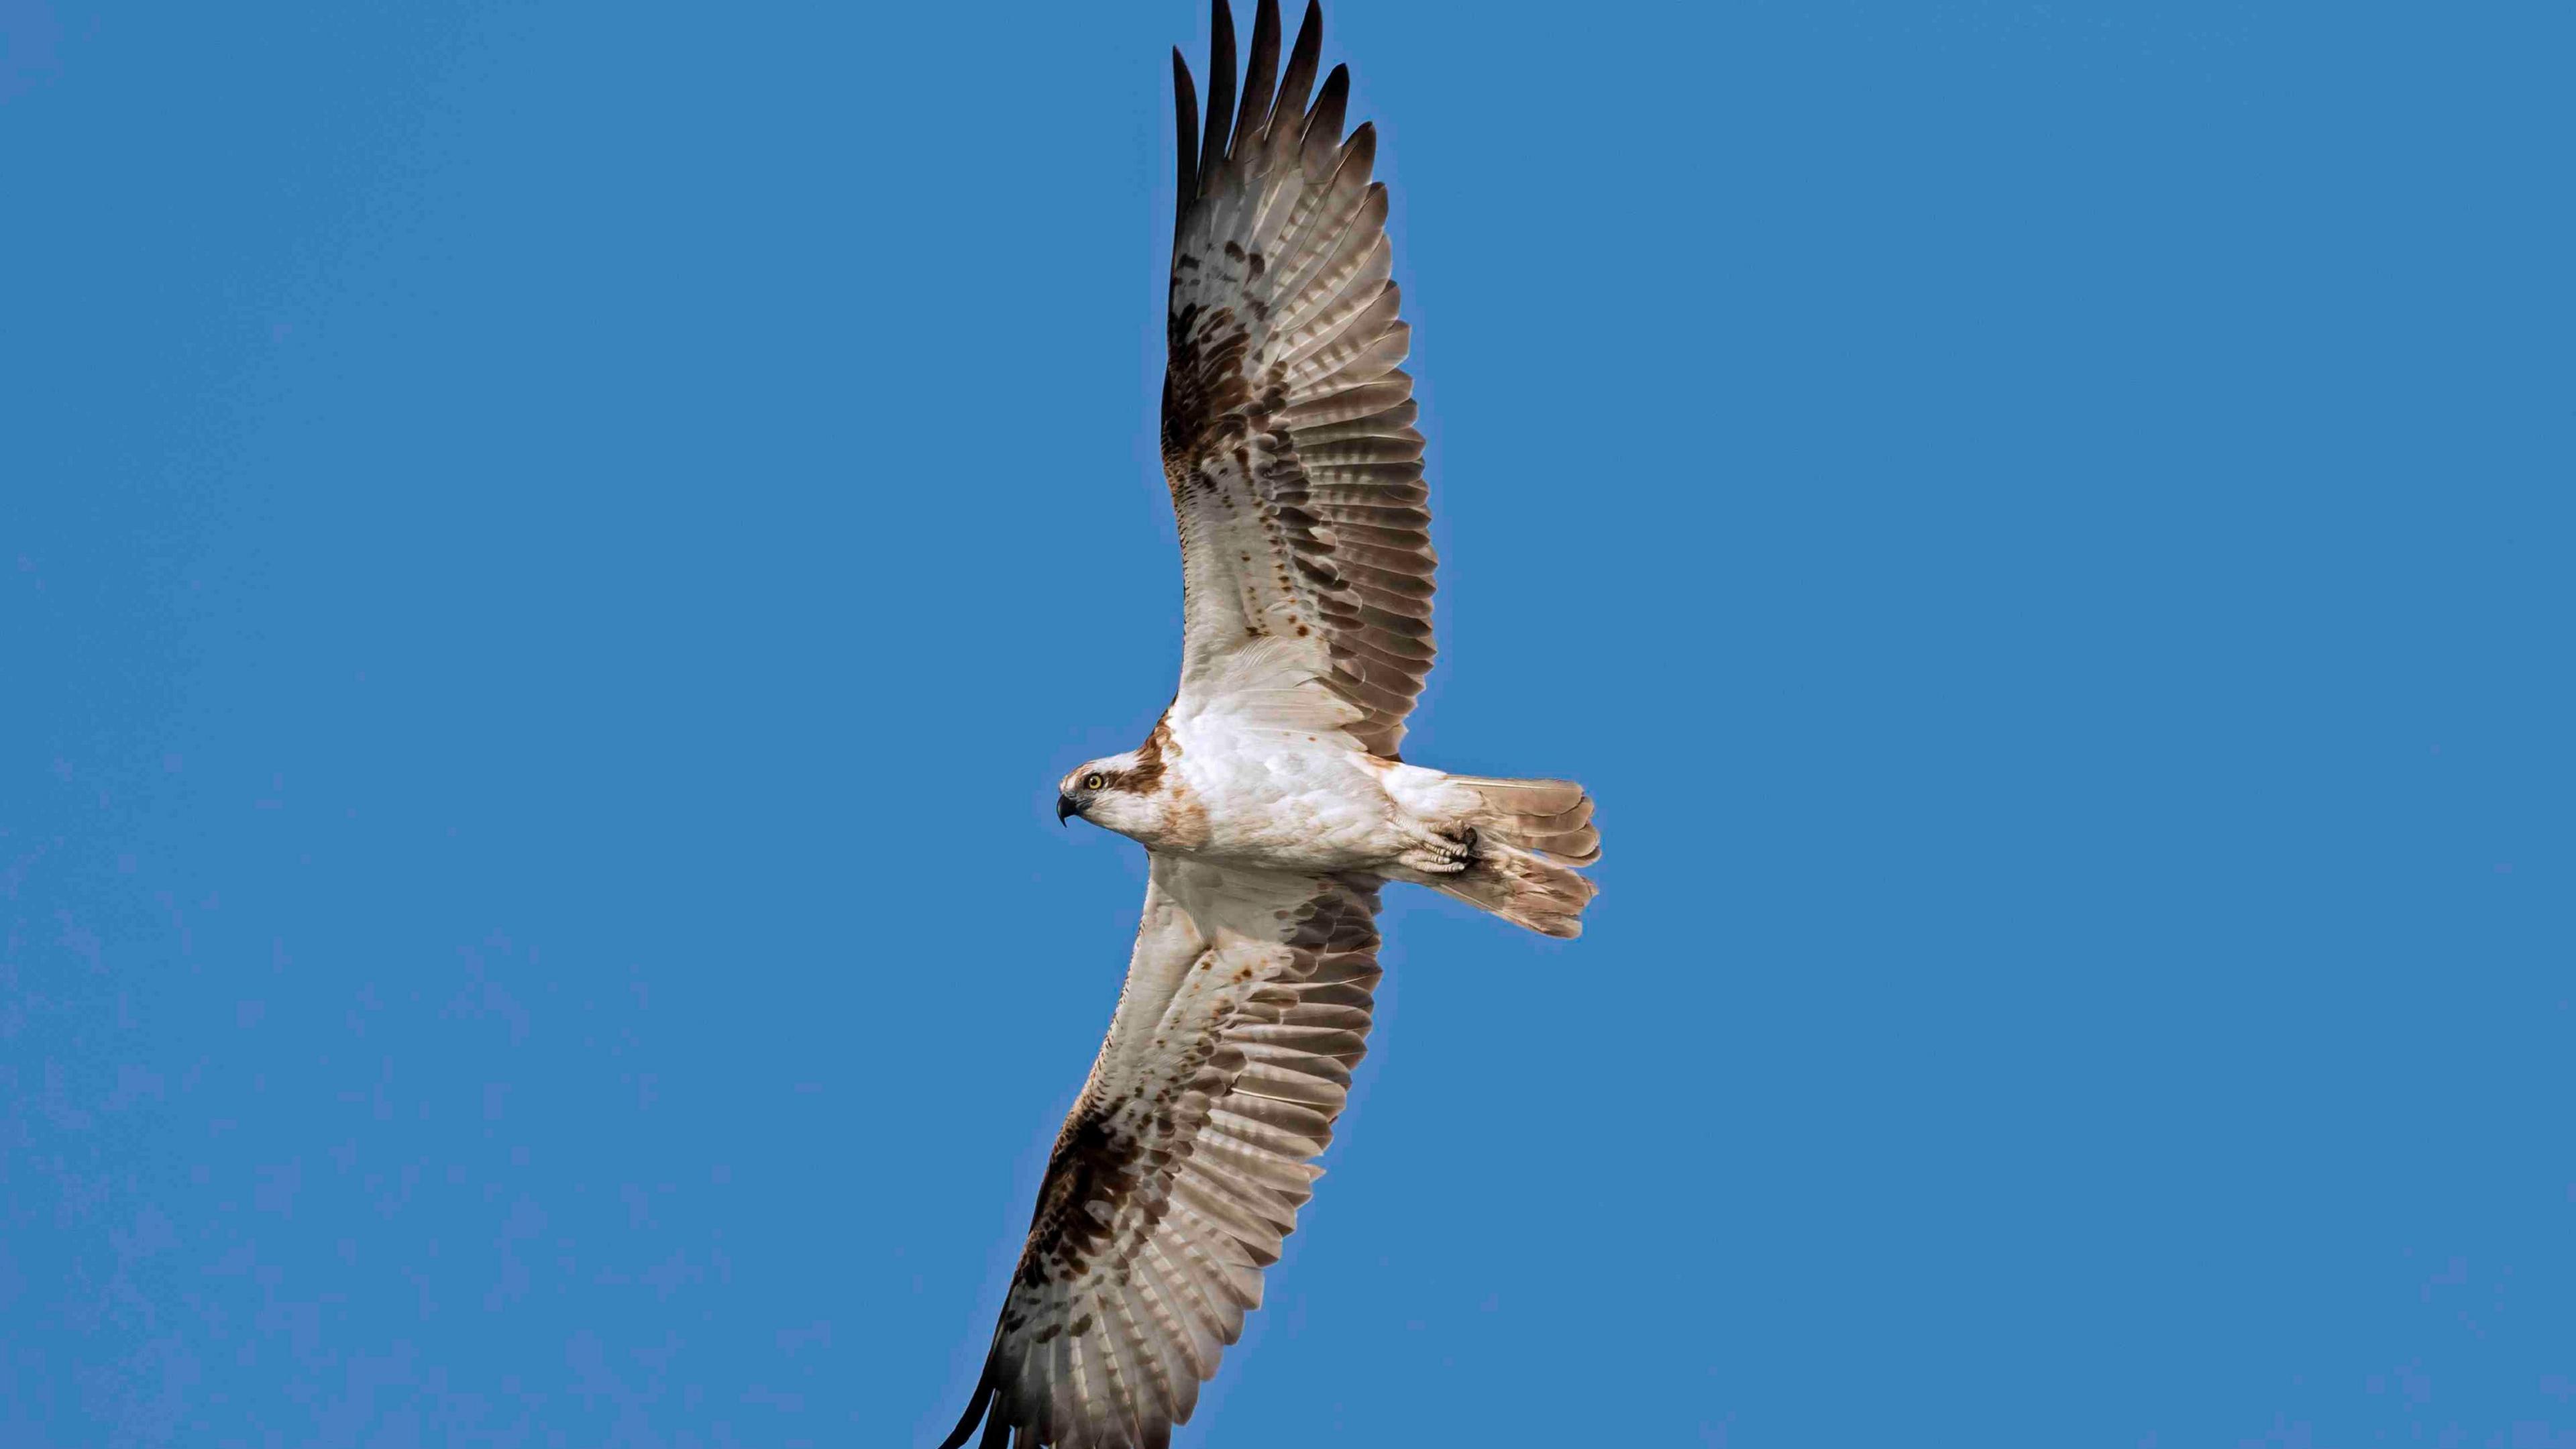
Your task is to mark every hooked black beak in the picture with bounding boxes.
[1056,794,1077,825]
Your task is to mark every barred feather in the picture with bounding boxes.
[1161,0,1435,760]
[938,859,1383,1449]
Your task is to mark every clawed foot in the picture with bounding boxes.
[1397,824,1478,875]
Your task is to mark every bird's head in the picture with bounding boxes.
[1056,752,1158,837]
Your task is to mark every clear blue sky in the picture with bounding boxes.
[5,1,2570,1444]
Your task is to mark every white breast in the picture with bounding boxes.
[1167,708,1396,869]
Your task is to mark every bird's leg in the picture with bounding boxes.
[1394,820,1477,875]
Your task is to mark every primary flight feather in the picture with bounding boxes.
[936,5,1599,1445]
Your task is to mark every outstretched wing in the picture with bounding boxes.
[1164,0,1434,759]
[938,857,1383,1449]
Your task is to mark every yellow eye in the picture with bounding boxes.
[1083,774,1106,792]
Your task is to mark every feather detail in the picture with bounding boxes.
[1160,3,1432,759]
[938,859,1383,1449]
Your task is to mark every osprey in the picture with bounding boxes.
[938,4,1599,1445]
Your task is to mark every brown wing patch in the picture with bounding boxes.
[1160,305,1253,474]
[1159,0,1436,759]
[943,864,1384,1449]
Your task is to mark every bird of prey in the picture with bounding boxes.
[936,4,1599,1445]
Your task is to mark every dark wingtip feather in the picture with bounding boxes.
[1197,0,1238,194]
[934,1356,1000,1449]
[1275,0,1323,128]
[1303,61,1350,146]
[1232,0,1281,156]
[1171,46,1201,218]
[1343,119,1377,169]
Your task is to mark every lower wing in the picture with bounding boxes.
[938,855,1384,1449]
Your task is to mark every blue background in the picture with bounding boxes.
[5,1,2569,1444]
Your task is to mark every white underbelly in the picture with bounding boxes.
[1169,719,1397,869]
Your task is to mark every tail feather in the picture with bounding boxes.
[1443,775,1601,865]
[1434,841,1598,938]
[1429,775,1601,937]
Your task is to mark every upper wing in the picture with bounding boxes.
[1163,0,1435,759]
[937,855,1383,1449]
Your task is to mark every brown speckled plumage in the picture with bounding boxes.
[1154,0,1434,762]
[938,7,1593,1446]
[941,864,1381,1449]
